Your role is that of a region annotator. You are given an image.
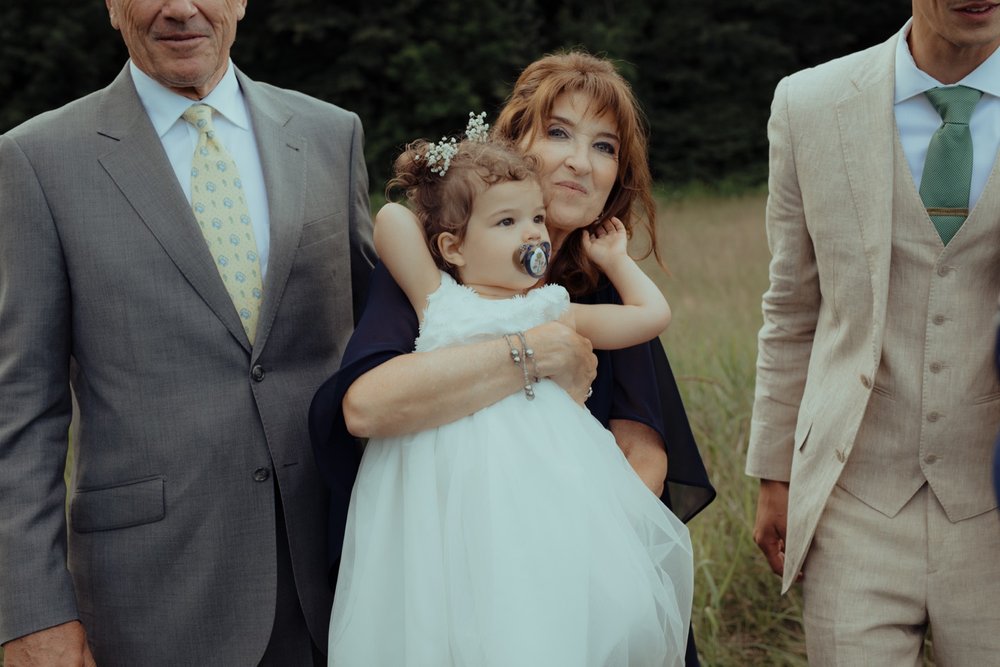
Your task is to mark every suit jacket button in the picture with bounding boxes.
[251,365,265,382]
[860,375,872,389]
[932,314,946,326]
[835,449,847,463]
[253,467,271,482]
[926,411,940,423]
[929,361,942,373]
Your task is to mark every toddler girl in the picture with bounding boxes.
[328,122,693,666]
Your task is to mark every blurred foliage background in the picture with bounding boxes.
[1,0,910,192]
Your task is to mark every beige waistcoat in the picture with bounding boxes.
[838,132,1000,520]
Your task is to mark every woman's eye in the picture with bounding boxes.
[595,141,617,156]
[547,126,569,139]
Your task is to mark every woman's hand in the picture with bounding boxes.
[526,320,596,404]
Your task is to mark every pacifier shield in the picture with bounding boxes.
[515,241,551,278]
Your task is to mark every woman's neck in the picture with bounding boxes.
[547,227,571,255]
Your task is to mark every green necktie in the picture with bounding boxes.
[183,104,263,344]
[919,85,983,246]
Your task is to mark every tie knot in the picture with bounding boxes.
[182,103,216,134]
[924,85,982,125]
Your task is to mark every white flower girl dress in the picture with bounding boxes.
[329,273,693,666]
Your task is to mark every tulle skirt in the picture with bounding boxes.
[329,380,693,666]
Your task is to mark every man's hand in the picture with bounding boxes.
[2,621,96,667]
[527,320,597,404]
[752,479,799,579]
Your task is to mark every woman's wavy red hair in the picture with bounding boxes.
[493,51,660,297]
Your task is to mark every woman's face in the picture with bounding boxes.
[524,92,620,238]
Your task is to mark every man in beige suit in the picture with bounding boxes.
[0,0,374,664]
[748,1,1000,664]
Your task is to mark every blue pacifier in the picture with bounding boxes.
[515,241,551,279]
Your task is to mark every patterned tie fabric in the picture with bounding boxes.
[919,85,983,246]
[182,104,263,344]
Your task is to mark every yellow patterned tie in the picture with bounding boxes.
[183,104,263,344]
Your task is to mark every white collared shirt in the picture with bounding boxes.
[894,19,1000,209]
[130,60,271,277]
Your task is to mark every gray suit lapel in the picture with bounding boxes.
[236,70,307,358]
[96,67,251,351]
[835,35,897,342]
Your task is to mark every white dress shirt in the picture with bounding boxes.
[894,20,1000,210]
[130,61,271,277]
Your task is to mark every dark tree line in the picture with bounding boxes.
[0,0,909,190]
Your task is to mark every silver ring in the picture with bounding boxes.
[585,386,593,399]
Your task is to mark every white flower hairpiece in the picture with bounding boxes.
[416,112,489,177]
[420,136,459,176]
[466,111,489,143]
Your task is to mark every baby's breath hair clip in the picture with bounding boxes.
[416,111,490,176]
[417,136,459,176]
[416,112,489,177]
[465,111,489,143]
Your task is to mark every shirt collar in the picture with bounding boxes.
[129,60,251,137]
[895,18,1000,103]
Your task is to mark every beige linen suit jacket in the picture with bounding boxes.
[746,33,1000,594]
[0,65,375,662]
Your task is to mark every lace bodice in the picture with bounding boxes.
[414,273,570,352]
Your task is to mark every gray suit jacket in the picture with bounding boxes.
[0,65,375,663]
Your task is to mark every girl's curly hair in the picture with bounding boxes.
[386,139,540,280]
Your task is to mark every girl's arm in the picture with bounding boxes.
[570,217,671,349]
[373,202,442,319]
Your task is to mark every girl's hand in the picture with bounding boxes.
[581,217,628,270]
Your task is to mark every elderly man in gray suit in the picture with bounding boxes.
[748,1,1000,664]
[0,0,374,664]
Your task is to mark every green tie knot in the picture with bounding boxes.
[925,86,982,125]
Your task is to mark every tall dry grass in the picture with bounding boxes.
[643,192,809,666]
[653,192,943,666]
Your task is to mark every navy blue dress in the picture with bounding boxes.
[994,324,1000,504]
[309,262,716,663]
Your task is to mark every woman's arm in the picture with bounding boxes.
[571,218,671,350]
[326,264,596,440]
[373,202,441,317]
[609,419,668,496]
[580,277,715,522]
[344,319,596,437]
